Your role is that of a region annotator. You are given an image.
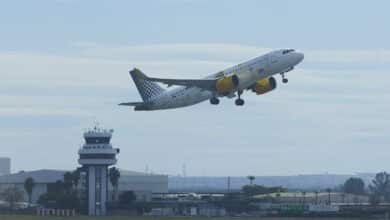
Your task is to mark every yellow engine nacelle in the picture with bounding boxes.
[215,75,239,95]
[251,77,277,95]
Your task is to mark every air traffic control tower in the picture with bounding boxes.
[78,126,119,216]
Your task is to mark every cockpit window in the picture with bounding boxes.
[282,49,295,54]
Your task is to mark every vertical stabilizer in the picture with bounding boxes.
[129,68,165,101]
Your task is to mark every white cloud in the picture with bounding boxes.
[1,43,390,175]
[3,43,390,84]
[70,42,390,64]
[0,51,231,82]
[307,49,390,63]
[77,43,269,62]
[69,41,99,48]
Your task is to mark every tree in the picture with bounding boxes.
[1,187,24,210]
[38,190,80,210]
[247,176,255,185]
[49,180,65,194]
[109,167,120,201]
[242,185,286,196]
[343,177,365,195]
[71,168,81,188]
[37,170,86,211]
[63,172,73,193]
[24,177,35,205]
[118,191,136,207]
[369,172,390,204]
[38,179,80,210]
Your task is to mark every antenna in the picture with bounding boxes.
[145,165,149,174]
[93,121,100,130]
[227,176,231,193]
[182,163,187,177]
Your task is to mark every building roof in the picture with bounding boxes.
[119,169,166,177]
[253,192,362,199]
[255,192,319,198]
[0,169,67,184]
[0,169,167,184]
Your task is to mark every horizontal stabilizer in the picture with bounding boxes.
[118,102,143,106]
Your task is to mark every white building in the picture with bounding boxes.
[0,157,11,176]
[119,170,168,193]
[0,169,66,203]
[112,170,168,201]
[0,169,168,204]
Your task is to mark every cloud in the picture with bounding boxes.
[0,51,231,83]
[1,43,389,175]
[70,42,390,64]
[76,43,269,62]
[1,43,388,121]
[3,42,390,84]
[308,49,390,63]
[54,0,77,3]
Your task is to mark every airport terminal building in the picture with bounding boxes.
[0,169,168,204]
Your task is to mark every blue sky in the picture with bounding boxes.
[0,0,389,176]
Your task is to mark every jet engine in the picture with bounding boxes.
[251,77,277,95]
[215,75,239,95]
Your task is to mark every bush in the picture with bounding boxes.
[118,191,136,208]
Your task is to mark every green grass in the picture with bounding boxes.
[0,217,280,220]
[0,216,370,220]
[0,216,248,220]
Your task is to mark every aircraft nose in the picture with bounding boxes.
[295,52,304,63]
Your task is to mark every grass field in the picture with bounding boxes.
[0,216,370,220]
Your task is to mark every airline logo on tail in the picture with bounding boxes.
[129,68,165,101]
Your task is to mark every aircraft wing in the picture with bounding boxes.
[146,77,216,90]
[118,102,143,106]
[130,68,217,90]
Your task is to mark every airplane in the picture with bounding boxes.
[120,49,304,111]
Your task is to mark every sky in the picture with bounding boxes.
[0,0,389,176]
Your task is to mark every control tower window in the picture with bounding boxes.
[80,154,116,159]
[85,137,111,144]
[282,49,295,54]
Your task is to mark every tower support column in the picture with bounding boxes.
[86,166,108,216]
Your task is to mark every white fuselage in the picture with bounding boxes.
[142,49,304,110]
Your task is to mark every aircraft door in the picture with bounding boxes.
[269,53,278,64]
